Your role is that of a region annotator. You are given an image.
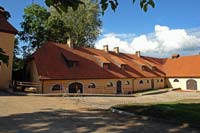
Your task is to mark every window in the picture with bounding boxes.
[124,81,130,85]
[52,84,62,91]
[88,83,96,88]
[174,79,179,82]
[147,80,149,83]
[160,79,163,82]
[157,79,159,82]
[107,82,113,87]
[139,80,143,84]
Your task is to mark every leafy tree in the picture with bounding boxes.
[19,1,101,48]
[45,0,155,15]
[13,38,24,71]
[19,4,50,49]
[49,0,102,47]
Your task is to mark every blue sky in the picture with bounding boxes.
[1,0,200,57]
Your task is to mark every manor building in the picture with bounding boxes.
[0,13,17,89]
[25,42,200,94]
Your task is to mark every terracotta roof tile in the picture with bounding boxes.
[0,14,18,34]
[32,43,166,80]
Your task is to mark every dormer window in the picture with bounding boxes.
[141,65,147,70]
[121,64,126,70]
[103,63,110,69]
[61,53,79,68]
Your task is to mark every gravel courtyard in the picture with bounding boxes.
[0,91,200,133]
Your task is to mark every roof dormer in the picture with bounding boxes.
[111,56,126,69]
[94,55,110,69]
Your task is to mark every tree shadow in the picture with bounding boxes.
[0,107,198,133]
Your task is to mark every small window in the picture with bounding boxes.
[174,79,179,82]
[125,81,130,85]
[157,79,159,82]
[107,82,113,87]
[88,83,96,88]
[160,79,163,82]
[139,80,143,84]
[147,80,149,83]
[52,84,62,91]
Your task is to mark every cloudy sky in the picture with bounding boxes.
[96,25,200,57]
[1,0,200,57]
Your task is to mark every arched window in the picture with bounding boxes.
[107,82,113,87]
[174,79,179,82]
[147,80,149,83]
[139,80,143,84]
[125,81,130,85]
[52,84,62,91]
[88,83,96,88]
[157,79,159,82]
[160,79,163,82]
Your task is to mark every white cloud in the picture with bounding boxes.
[96,25,200,57]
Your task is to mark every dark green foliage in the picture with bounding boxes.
[44,0,155,15]
[13,38,24,71]
[19,1,101,49]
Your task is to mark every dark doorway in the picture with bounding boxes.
[68,82,83,93]
[151,79,154,89]
[186,79,197,90]
[116,81,122,94]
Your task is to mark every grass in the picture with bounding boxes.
[113,99,200,127]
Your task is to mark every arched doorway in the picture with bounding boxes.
[186,79,197,90]
[68,82,83,93]
[116,81,122,94]
[151,79,154,89]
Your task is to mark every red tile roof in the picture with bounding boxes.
[0,14,18,34]
[32,43,166,80]
[163,55,200,77]
[31,42,200,80]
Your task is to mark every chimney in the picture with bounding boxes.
[114,47,119,54]
[136,51,141,57]
[171,54,180,59]
[67,38,73,49]
[103,45,109,52]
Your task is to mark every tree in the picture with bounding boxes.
[45,0,155,15]
[13,38,24,71]
[49,0,102,47]
[19,1,101,48]
[19,4,50,49]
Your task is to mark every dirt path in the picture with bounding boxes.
[0,91,199,133]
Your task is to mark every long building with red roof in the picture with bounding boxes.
[25,42,200,94]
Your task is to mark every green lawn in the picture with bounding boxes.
[113,99,200,127]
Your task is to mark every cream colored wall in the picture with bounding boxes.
[167,78,200,91]
[0,32,15,89]
[134,77,165,91]
[42,78,134,94]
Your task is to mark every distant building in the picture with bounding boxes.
[0,12,18,89]
[25,41,200,94]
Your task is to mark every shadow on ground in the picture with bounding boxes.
[0,108,198,133]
